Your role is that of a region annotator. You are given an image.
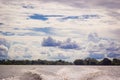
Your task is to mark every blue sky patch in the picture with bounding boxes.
[23,54,32,58]
[107,53,120,58]
[14,28,20,30]
[17,32,40,36]
[59,14,100,21]
[30,27,54,34]
[29,14,100,21]
[89,53,105,59]
[61,16,79,20]
[29,14,48,21]
[29,14,64,21]
[0,31,15,36]
[51,53,70,60]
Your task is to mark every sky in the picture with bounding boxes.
[0,0,120,61]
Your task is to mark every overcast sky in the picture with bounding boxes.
[0,0,120,61]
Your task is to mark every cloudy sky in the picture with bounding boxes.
[0,0,120,61]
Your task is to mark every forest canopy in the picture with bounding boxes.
[0,58,120,65]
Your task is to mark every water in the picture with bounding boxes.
[0,65,120,80]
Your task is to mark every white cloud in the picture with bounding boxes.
[0,0,120,61]
[0,38,10,59]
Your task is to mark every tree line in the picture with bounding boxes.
[0,59,72,65]
[0,58,120,65]
[74,58,120,65]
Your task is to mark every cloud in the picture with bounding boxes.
[0,23,4,26]
[106,44,120,52]
[41,0,120,21]
[110,29,120,40]
[41,0,89,8]
[42,36,61,47]
[29,13,100,22]
[85,33,120,59]
[107,53,120,58]
[8,43,33,60]
[29,14,64,21]
[23,54,32,59]
[30,14,100,22]
[0,44,9,59]
[1,32,120,61]
[89,53,105,59]
[87,33,100,43]
[107,11,120,20]
[42,37,80,50]
[105,41,120,58]
[97,0,120,9]
[0,0,119,39]
[41,0,120,9]
[60,15,100,21]
[0,31,15,36]
[0,38,10,48]
[16,32,40,36]
[60,16,79,21]
[59,38,79,49]
[22,5,34,9]
[29,27,55,35]
[0,38,10,60]
[0,30,42,36]
[44,15,64,17]
[50,53,70,60]
[0,0,120,61]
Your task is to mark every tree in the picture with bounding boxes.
[100,58,112,65]
[84,58,98,65]
[112,58,120,65]
[74,59,85,65]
